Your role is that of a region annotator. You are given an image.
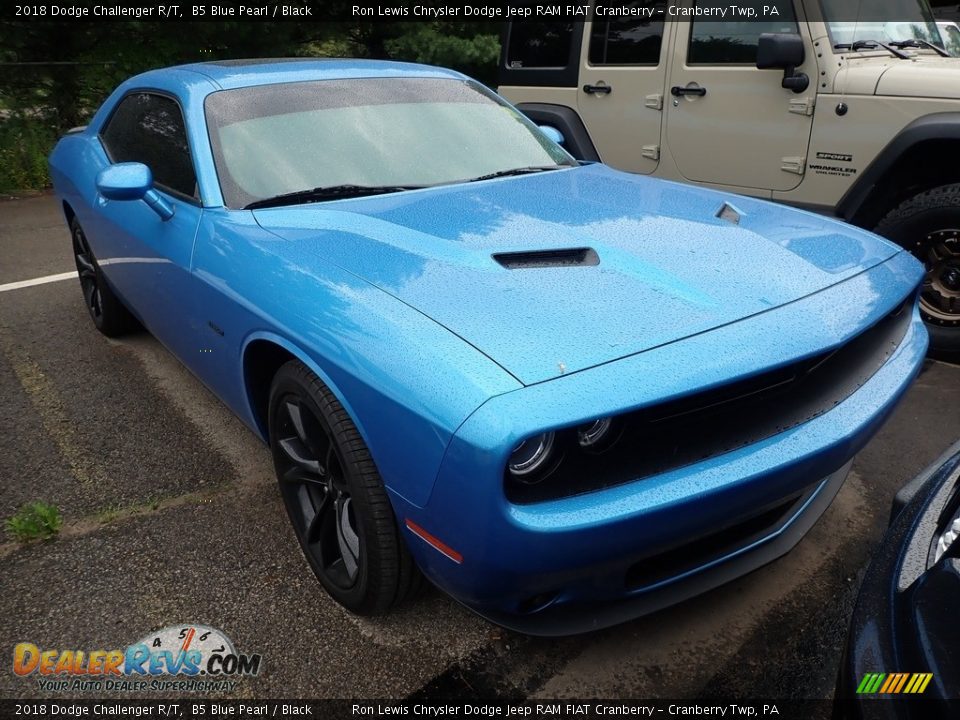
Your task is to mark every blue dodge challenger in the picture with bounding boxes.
[49,59,928,634]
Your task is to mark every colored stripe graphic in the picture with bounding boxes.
[857,673,885,694]
[892,673,909,693]
[857,672,933,694]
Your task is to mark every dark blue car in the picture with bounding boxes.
[49,59,928,634]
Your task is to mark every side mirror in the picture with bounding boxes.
[539,125,565,146]
[756,33,809,93]
[96,162,174,221]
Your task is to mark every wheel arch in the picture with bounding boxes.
[514,102,601,162]
[238,287,521,509]
[838,113,960,229]
[62,201,76,226]
[241,332,369,450]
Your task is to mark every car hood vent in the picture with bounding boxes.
[492,247,599,269]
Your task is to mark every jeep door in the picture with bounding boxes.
[576,5,671,174]
[666,0,816,193]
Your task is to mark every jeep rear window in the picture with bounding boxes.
[688,0,799,64]
[589,13,665,65]
[506,22,575,68]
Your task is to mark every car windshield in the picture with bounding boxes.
[204,77,575,209]
[821,0,944,47]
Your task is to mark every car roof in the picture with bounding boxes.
[138,58,467,91]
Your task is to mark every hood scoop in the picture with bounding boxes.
[493,247,599,270]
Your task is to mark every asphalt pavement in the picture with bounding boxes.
[1,194,958,702]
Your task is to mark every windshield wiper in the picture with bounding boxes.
[889,38,951,57]
[245,183,427,210]
[463,165,567,184]
[833,39,911,59]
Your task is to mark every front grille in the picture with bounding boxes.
[506,294,913,504]
[624,487,814,591]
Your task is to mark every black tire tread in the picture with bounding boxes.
[271,360,422,615]
[875,183,960,235]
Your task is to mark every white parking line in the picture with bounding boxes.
[0,271,77,293]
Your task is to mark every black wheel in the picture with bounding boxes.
[70,217,136,337]
[875,184,960,353]
[268,360,421,615]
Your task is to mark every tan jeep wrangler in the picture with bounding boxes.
[498,0,960,352]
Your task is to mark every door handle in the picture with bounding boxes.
[671,85,707,97]
[583,84,612,95]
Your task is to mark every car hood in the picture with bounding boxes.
[254,164,900,385]
[874,57,960,99]
[835,55,960,99]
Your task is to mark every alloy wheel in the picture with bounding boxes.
[273,394,362,589]
[916,229,960,326]
[72,222,103,321]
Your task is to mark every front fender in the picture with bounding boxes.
[192,209,520,508]
[837,112,960,222]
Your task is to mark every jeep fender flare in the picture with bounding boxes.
[514,103,601,163]
[837,112,960,225]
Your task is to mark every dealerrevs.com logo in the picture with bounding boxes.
[13,624,262,693]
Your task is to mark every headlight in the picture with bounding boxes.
[578,417,613,448]
[508,432,556,480]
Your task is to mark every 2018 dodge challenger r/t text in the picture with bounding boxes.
[49,59,928,635]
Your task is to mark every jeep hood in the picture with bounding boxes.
[836,55,960,99]
[875,58,960,99]
[254,164,900,385]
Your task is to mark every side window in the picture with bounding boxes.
[944,26,960,56]
[588,5,666,65]
[100,93,197,199]
[688,0,799,64]
[506,22,575,68]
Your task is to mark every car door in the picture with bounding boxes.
[94,91,203,354]
[577,3,671,174]
[666,0,816,192]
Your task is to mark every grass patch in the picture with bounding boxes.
[95,504,123,525]
[6,501,63,542]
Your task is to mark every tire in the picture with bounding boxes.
[874,184,960,354]
[70,217,137,337]
[267,360,422,615]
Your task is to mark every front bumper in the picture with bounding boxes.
[393,252,928,635]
